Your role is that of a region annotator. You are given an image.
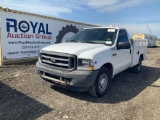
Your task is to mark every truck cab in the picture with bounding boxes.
[36,27,147,97]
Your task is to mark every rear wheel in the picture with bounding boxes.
[89,67,110,97]
[132,57,142,73]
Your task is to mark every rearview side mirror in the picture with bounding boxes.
[117,42,131,50]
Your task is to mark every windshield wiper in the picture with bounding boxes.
[82,41,97,44]
[69,40,81,43]
[69,40,77,42]
[83,41,106,45]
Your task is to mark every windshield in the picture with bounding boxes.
[70,28,117,45]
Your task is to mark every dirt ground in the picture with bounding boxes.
[0,48,160,120]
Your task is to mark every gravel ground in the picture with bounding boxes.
[0,48,160,120]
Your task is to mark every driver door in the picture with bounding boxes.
[113,30,132,75]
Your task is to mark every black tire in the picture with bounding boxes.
[89,67,110,97]
[55,25,79,43]
[132,57,142,73]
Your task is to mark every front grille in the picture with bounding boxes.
[40,51,76,70]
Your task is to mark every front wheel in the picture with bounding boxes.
[89,67,110,97]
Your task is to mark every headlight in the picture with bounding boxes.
[78,59,94,70]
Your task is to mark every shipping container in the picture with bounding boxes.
[0,7,96,65]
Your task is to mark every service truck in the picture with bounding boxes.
[36,26,148,97]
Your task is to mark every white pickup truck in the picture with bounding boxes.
[36,27,147,97]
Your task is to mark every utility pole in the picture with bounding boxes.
[147,25,152,34]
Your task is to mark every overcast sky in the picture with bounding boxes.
[0,0,160,38]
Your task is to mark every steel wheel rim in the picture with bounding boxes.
[98,73,108,93]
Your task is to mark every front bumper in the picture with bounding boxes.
[36,62,98,91]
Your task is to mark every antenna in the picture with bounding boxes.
[147,25,152,34]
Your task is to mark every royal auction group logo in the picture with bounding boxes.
[6,18,52,40]
[19,21,30,33]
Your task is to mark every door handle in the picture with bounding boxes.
[112,53,116,56]
[130,49,131,54]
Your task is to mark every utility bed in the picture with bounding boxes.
[131,39,148,66]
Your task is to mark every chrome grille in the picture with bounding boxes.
[40,51,76,70]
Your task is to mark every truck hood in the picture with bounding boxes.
[42,42,111,59]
